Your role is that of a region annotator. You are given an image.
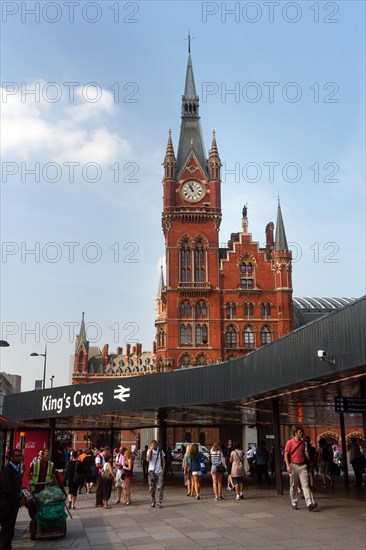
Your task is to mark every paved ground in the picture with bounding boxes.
[12,472,365,550]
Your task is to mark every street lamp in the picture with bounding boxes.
[0,341,10,347]
[50,375,55,388]
[30,344,47,389]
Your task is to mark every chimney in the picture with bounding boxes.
[265,222,274,259]
[126,343,131,360]
[102,344,109,366]
[117,346,122,355]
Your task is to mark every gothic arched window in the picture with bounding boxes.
[180,301,191,317]
[180,324,192,345]
[196,324,202,344]
[244,327,255,349]
[180,239,191,283]
[194,240,205,283]
[196,301,207,317]
[261,303,271,318]
[261,326,271,345]
[240,261,255,289]
[225,326,237,348]
[244,303,253,318]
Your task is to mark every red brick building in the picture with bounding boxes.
[154,52,293,370]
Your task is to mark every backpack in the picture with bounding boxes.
[322,447,332,462]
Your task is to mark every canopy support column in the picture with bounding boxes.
[272,398,283,495]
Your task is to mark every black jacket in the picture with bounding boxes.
[64,459,84,484]
[0,462,22,504]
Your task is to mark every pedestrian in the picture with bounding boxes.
[224,439,234,491]
[27,448,56,494]
[101,454,115,509]
[64,450,84,509]
[210,442,226,501]
[83,449,97,494]
[230,442,245,500]
[246,445,255,476]
[284,426,317,511]
[165,447,174,477]
[318,438,333,489]
[183,444,192,496]
[122,449,133,505]
[77,448,87,494]
[141,445,149,482]
[95,447,111,507]
[0,448,24,550]
[349,437,365,488]
[302,436,317,490]
[269,445,275,476]
[255,441,270,484]
[147,440,166,508]
[114,446,127,504]
[188,444,204,499]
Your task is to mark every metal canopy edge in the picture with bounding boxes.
[2,296,365,424]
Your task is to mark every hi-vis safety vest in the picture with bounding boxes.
[30,460,54,492]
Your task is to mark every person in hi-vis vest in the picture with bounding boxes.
[28,449,55,493]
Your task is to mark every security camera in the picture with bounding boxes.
[317,350,336,365]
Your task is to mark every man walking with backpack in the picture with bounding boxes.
[147,440,165,508]
[284,427,317,511]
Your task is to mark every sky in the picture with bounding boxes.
[1,0,365,391]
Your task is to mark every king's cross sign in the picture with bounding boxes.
[114,385,131,403]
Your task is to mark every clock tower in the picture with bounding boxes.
[154,48,293,371]
[156,50,223,370]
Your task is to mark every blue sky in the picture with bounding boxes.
[1,0,365,391]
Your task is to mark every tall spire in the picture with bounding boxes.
[208,130,221,180]
[158,259,165,294]
[176,50,207,178]
[164,129,176,163]
[75,312,88,352]
[274,199,289,251]
[184,52,197,98]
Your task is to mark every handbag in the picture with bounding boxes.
[200,462,207,475]
[102,466,113,480]
[216,463,225,473]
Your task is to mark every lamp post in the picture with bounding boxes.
[50,375,55,388]
[30,344,47,389]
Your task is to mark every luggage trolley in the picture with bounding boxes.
[25,477,69,540]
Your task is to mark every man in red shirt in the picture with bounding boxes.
[284,427,317,511]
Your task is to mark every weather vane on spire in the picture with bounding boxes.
[185,30,194,53]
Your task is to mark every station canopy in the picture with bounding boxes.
[2,296,365,431]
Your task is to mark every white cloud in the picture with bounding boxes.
[1,82,130,164]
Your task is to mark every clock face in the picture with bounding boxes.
[181,180,205,202]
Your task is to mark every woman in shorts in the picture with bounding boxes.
[189,444,204,499]
[230,442,245,500]
[210,442,226,501]
[183,444,192,496]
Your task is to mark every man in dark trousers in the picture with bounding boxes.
[0,448,24,550]
[95,447,111,507]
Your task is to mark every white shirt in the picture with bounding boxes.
[247,448,254,459]
[147,448,165,474]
